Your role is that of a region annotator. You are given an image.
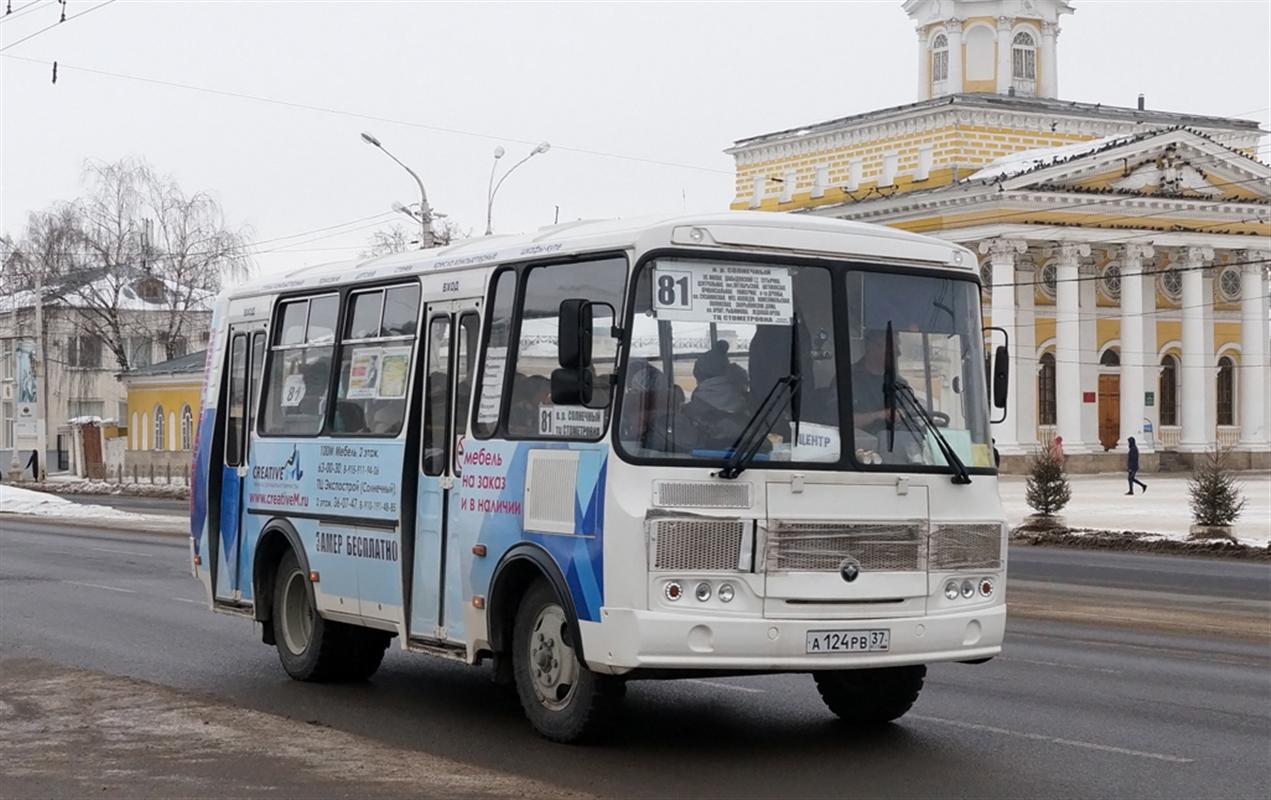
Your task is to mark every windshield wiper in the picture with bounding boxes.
[884,322,972,485]
[715,314,801,480]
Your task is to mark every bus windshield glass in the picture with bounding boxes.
[616,257,992,472]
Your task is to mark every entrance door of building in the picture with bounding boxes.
[1098,374,1120,451]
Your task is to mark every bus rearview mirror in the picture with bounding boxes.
[557,298,593,371]
[992,344,1009,410]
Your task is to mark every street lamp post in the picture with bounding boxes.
[360,132,434,249]
[486,141,550,236]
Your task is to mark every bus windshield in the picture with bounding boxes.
[616,257,992,472]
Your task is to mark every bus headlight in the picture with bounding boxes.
[664,581,683,601]
[718,583,735,603]
[960,579,975,599]
[979,578,995,597]
[944,581,959,600]
[694,582,712,602]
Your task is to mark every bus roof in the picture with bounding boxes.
[227,211,974,300]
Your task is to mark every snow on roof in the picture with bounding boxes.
[0,271,214,314]
[967,134,1133,182]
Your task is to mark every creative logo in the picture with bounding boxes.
[252,445,303,482]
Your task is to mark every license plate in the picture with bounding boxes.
[805,629,890,654]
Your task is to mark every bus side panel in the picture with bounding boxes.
[191,299,228,600]
[459,440,608,645]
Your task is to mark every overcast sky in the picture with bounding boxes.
[2,0,1268,280]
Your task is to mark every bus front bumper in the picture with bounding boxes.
[590,603,1005,674]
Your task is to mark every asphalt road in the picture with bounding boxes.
[59,492,187,517]
[2,518,1268,799]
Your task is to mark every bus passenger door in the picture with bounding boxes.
[216,326,263,602]
[410,301,480,643]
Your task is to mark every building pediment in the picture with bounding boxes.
[982,128,1271,202]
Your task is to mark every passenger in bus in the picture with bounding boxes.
[334,401,367,433]
[510,374,552,433]
[684,340,752,451]
[622,359,689,452]
[851,329,890,435]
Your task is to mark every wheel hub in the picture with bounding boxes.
[528,604,578,711]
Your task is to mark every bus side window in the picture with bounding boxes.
[332,283,420,436]
[261,295,338,436]
[506,257,626,439]
[473,270,517,439]
[453,312,479,475]
[422,316,451,476]
[225,334,247,466]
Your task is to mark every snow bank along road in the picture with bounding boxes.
[2,518,1268,799]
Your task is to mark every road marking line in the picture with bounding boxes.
[171,597,205,605]
[1001,656,1122,675]
[910,714,1194,763]
[686,679,765,694]
[62,580,137,594]
[88,546,154,558]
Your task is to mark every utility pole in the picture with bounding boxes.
[34,265,48,479]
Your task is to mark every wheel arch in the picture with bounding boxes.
[252,518,311,629]
[487,543,587,664]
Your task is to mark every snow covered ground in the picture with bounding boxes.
[999,472,1271,546]
[0,484,181,530]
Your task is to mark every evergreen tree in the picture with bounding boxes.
[1025,448,1071,517]
[1188,448,1246,527]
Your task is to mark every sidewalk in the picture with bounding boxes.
[999,471,1270,546]
[0,485,185,535]
[6,472,189,500]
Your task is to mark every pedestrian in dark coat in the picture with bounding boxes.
[1125,437,1147,495]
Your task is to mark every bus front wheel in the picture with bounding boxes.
[272,550,388,682]
[511,579,620,743]
[813,665,926,724]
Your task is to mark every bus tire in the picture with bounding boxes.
[339,628,391,682]
[512,579,619,744]
[813,665,926,724]
[272,550,347,682]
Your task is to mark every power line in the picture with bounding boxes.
[0,0,48,25]
[0,0,116,52]
[0,52,735,175]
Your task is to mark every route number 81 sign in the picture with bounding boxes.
[652,261,793,325]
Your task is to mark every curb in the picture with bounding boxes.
[0,512,188,539]
[1012,528,1271,561]
[5,480,190,501]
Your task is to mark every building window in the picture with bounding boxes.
[1159,355,1178,426]
[1012,32,1037,86]
[1218,267,1242,302]
[153,404,165,450]
[931,33,949,83]
[1216,356,1235,426]
[1038,262,1057,299]
[1100,262,1122,301]
[180,404,194,450]
[1099,348,1120,368]
[1159,267,1183,302]
[979,260,993,296]
[68,400,105,419]
[67,336,102,369]
[1038,352,1056,426]
[128,337,153,369]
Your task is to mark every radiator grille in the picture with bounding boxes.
[930,523,1002,570]
[766,521,925,572]
[652,480,752,509]
[650,518,747,571]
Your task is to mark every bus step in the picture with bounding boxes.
[406,637,468,662]
[212,600,254,618]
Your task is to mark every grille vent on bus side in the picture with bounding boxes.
[649,518,749,572]
[766,521,926,572]
[523,450,581,535]
[929,523,1003,570]
[652,480,752,509]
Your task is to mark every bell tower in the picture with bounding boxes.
[904,0,1073,100]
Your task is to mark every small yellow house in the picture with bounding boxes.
[119,350,206,470]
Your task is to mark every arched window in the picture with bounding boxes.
[1099,349,1120,368]
[1038,352,1057,425]
[1159,355,1178,426]
[931,33,949,83]
[1012,31,1037,93]
[1216,356,1235,426]
[153,404,165,451]
[180,405,194,450]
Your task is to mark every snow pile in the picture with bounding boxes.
[0,484,145,521]
[968,135,1131,182]
[1000,472,1270,547]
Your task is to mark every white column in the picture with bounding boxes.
[980,238,1027,452]
[1040,21,1059,97]
[1054,242,1091,453]
[1238,252,1270,449]
[1118,244,1154,451]
[917,29,930,100]
[1015,261,1038,452]
[1179,246,1214,451]
[946,19,964,94]
[995,17,1012,94]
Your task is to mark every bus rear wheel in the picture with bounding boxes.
[511,579,620,743]
[272,550,388,682]
[813,665,926,724]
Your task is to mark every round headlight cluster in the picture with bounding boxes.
[663,580,738,604]
[944,577,997,602]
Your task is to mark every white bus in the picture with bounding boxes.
[191,212,1010,742]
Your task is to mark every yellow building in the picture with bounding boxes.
[725,0,1270,472]
[120,350,206,470]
